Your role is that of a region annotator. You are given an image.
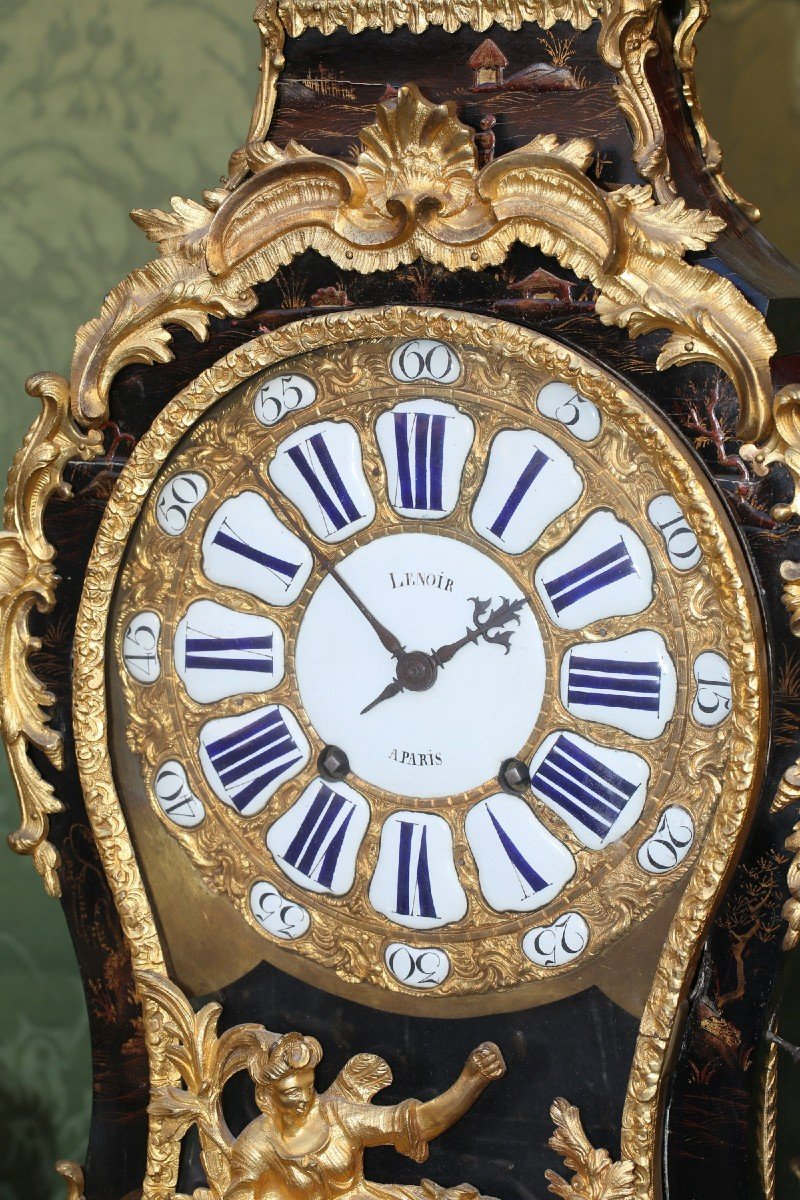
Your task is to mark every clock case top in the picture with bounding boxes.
[3,4,800,1200]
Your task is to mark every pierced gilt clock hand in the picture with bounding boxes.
[267,488,404,660]
[360,678,404,716]
[360,596,525,716]
[430,596,526,668]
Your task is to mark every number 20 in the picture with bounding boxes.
[638,806,694,874]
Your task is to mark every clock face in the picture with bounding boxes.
[110,311,761,1014]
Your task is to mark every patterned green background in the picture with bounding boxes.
[1,2,799,1196]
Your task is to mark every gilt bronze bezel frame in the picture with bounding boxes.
[103,309,765,1017]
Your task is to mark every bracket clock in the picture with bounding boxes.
[3,4,800,1199]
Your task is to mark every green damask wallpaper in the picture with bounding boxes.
[1,3,799,1197]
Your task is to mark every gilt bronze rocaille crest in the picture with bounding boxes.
[3,4,800,1200]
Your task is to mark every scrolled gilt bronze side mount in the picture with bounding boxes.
[2,4,800,1200]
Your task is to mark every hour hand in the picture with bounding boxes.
[360,678,404,716]
[360,649,439,714]
[431,596,525,669]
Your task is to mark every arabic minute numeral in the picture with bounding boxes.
[391,339,461,384]
[637,806,695,874]
[648,495,701,570]
[254,374,316,427]
[692,652,732,726]
[156,472,208,536]
[385,943,451,989]
[536,381,601,441]
[249,881,310,940]
[122,611,162,683]
[153,762,205,828]
[523,912,589,967]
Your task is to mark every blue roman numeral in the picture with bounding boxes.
[488,447,550,539]
[280,782,355,890]
[212,520,301,590]
[567,654,661,713]
[395,821,437,919]
[203,708,302,812]
[394,412,447,511]
[286,433,362,533]
[184,628,274,675]
[485,806,549,901]
[531,734,639,840]
[544,538,636,614]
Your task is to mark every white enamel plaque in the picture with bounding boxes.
[375,398,474,520]
[269,420,375,543]
[198,704,310,817]
[529,729,649,850]
[202,492,312,607]
[465,794,575,912]
[267,777,370,896]
[535,510,654,631]
[369,811,467,930]
[174,600,285,704]
[560,630,677,739]
[471,428,584,554]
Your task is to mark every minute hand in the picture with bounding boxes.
[266,487,404,660]
[431,597,526,668]
[325,557,405,659]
